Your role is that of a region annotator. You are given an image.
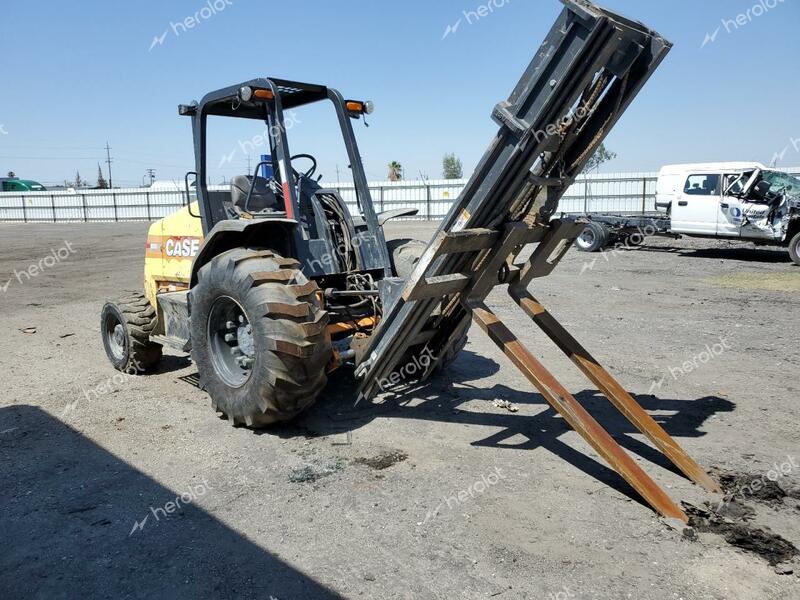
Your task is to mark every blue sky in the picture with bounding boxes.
[1,0,798,187]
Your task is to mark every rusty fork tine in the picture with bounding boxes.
[509,288,720,493]
[469,301,688,521]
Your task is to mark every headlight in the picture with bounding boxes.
[239,86,253,102]
[345,100,374,115]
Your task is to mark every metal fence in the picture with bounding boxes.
[330,173,663,219]
[2,169,799,223]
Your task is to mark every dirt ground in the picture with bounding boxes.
[1,221,798,600]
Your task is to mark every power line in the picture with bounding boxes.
[0,155,101,160]
[105,141,113,189]
[0,144,106,150]
[115,157,190,169]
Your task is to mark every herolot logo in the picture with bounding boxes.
[164,237,202,258]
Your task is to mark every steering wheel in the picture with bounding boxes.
[290,154,317,179]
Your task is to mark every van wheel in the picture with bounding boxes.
[575,222,609,252]
[789,231,800,267]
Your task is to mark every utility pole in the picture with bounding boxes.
[246,154,252,175]
[105,141,113,189]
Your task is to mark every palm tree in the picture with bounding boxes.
[388,161,403,182]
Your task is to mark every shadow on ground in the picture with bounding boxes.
[636,243,792,264]
[0,405,342,600]
[294,349,734,509]
[169,345,733,512]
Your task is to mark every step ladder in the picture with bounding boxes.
[355,0,718,521]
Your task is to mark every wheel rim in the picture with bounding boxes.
[795,237,800,258]
[577,227,596,249]
[207,296,254,388]
[104,311,127,361]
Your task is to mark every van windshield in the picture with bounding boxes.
[761,171,800,195]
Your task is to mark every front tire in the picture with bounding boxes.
[190,249,331,427]
[789,230,800,267]
[387,238,428,279]
[386,238,468,378]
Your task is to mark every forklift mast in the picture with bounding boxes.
[357,0,674,393]
[355,0,721,521]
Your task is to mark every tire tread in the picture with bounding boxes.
[191,248,331,427]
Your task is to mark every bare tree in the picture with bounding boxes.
[96,164,108,189]
[73,171,86,189]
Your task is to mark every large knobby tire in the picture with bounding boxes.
[387,238,428,279]
[575,221,609,252]
[789,230,800,267]
[189,248,331,427]
[386,238,468,377]
[101,293,162,373]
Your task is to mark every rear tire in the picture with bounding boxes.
[575,222,609,252]
[789,230,800,267]
[101,293,162,374]
[189,248,331,427]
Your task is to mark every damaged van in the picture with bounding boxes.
[576,162,800,266]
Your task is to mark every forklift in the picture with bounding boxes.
[101,78,452,426]
[102,0,721,521]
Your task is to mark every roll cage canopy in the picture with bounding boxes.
[180,78,332,119]
[179,77,379,239]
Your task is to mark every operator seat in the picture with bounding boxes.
[230,175,281,213]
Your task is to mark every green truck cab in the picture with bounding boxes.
[1,177,47,192]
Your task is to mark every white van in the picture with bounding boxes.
[576,162,800,266]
